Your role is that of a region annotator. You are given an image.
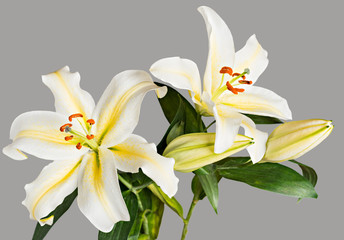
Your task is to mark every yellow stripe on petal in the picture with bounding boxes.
[22,158,81,226]
[42,66,95,120]
[77,149,129,232]
[92,70,162,148]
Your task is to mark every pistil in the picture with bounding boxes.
[211,67,251,101]
[59,114,99,151]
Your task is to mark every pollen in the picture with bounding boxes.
[220,66,233,75]
[60,123,72,132]
[64,135,74,141]
[76,143,82,150]
[226,82,244,95]
[86,134,94,140]
[87,119,95,125]
[238,80,252,85]
[69,113,84,122]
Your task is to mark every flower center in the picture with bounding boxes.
[60,113,98,151]
[211,66,251,101]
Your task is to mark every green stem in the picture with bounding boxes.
[118,174,132,190]
[181,195,198,240]
[133,190,150,235]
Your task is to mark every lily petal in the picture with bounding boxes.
[92,70,163,148]
[77,148,129,233]
[218,85,292,120]
[213,106,242,154]
[3,111,88,161]
[150,57,202,104]
[22,157,81,226]
[42,66,95,120]
[233,35,268,85]
[163,132,253,172]
[109,134,178,198]
[214,105,268,163]
[198,6,235,95]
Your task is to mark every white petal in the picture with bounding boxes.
[3,111,88,161]
[92,70,163,148]
[218,86,292,120]
[239,114,268,164]
[22,157,81,226]
[109,134,178,198]
[233,35,268,85]
[77,148,129,233]
[214,105,268,163]
[213,106,242,154]
[198,6,235,95]
[42,66,95,120]
[150,57,202,103]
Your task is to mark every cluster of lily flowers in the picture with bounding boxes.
[3,6,333,238]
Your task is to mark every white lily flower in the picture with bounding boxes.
[150,6,292,163]
[3,66,178,232]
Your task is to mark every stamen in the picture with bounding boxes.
[226,82,244,95]
[220,66,233,76]
[69,113,84,122]
[60,123,72,132]
[87,119,95,125]
[86,134,94,140]
[76,143,82,150]
[232,73,246,80]
[238,80,252,85]
[64,135,74,141]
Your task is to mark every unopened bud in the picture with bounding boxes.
[262,119,333,163]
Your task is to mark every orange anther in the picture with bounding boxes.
[86,135,94,140]
[239,80,252,85]
[87,119,95,125]
[64,135,74,141]
[76,143,82,150]
[232,73,240,77]
[220,66,233,75]
[60,123,72,132]
[69,113,83,122]
[226,82,245,95]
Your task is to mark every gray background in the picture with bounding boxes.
[1,0,343,239]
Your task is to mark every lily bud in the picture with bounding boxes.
[262,119,333,163]
[163,132,253,172]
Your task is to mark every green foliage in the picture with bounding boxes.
[218,161,318,199]
[156,83,205,154]
[32,189,78,240]
[243,114,283,124]
[98,192,138,240]
[193,165,219,213]
[148,183,184,218]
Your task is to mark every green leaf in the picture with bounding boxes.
[215,157,252,170]
[156,83,204,133]
[32,189,77,240]
[289,160,318,187]
[195,165,219,213]
[218,162,318,199]
[244,114,283,124]
[166,120,185,145]
[98,192,138,240]
[128,210,149,240]
[138,235,150,240]
[191,175,206,200]
[148,183,184,218]
[147,194,165,239]
[157,96,186,154]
